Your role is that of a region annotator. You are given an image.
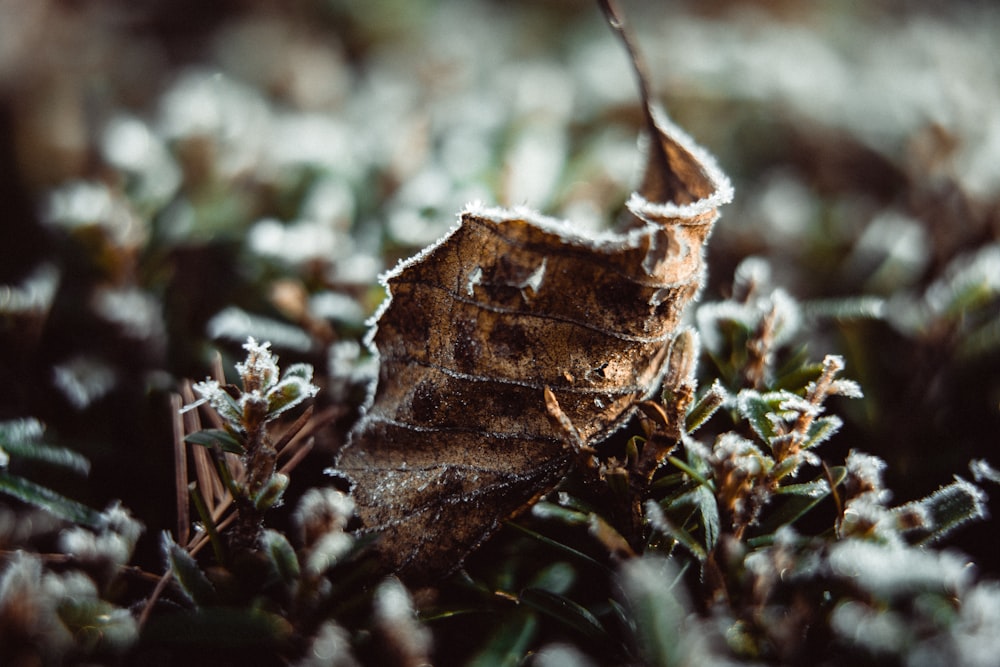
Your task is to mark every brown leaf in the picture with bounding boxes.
[335,6,732,582]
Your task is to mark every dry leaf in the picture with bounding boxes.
[334,4,732,581]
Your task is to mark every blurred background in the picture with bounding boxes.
[1,0,998,574]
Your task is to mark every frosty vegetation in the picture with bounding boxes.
[0,1,998,665]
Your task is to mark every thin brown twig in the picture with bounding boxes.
[170,393,190,547]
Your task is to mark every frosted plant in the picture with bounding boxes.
[187,337,318,434]
[181,337,319,552]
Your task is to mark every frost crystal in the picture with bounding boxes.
[236,337,280,391]
[185,337,318,429]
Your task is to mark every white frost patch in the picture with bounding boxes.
[828,540,973,598]
[0,264,58,315]
[848,209,930,290]
[158,68,269,179]
[465,199,660,252]
[206,306,313,352]
[43,181,145,248]
[466,266,483,296]
[309,291,366,326]
[248,217,341,266]
[831,600,908,655]
[925,244,1000,316]
[970,459,1000,485]
[295,621,359,667]
[950,582,1000,667]
[846,451,888,493]
[93,286,164,341]
[521,257,547,297]
[531,644,597,667]
[501,122,567,209]
[101,113,181,206]
[52,356,117,409]
[373,577,432,659]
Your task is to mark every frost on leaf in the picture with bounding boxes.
[333,5,732,581]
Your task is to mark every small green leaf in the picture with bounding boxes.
[265,377,317,420]
[465,611,537,667]
[503,521,612,575]
[802,415,843,450]
[1,439,91,475]
[184,428,244,454]
[693,484,719,552]
[646,500,706,560]
[619,555,690,667]
[772,349,822,391]
[281,362,314,382]
[218,391,244,427]
[0,471,102,527]
[164,532,217,606]
[906,477,988,545]
[531,501,590,526]
[57,597,137,652]
[736,390,778,443]
[776,478,831,496]
[0,418,91,474]
[749,466,846,544]
[519,587,614,645]
[0,418,44,446]
[253,473,288,511]
[261,529,301,588]
[685,380,726,433]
